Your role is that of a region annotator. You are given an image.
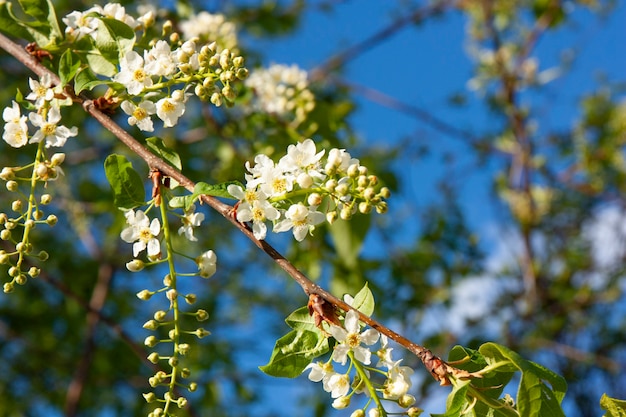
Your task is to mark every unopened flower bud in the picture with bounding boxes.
[28,266,40,278]
[193,328,210,338]
[181,367,191,378]
[168,356,179,367]
[185,293,197,304]
[375,202,388,214]
[1,229,11,241]
[188,382,197,392]
[15,274,27,285]
[210,92,222,107]
[398,394,416,408]
[232,56,244,67]
[368,408,380,417]
[326,211,338,224]
[340,206,353,220]
[332,396,350,409]
[178,343,190,355]
[335,183,349,196]
[8,266,18,277]
[168,329,176,339]
[126,259,145,272]
[11,200,22,212]
[297,173,313,189]
[0,251,8,264]
[143,320,159,330]
[136,289,153,300]
[32,210,43,220]
[46,214,58,226]
[350,410,365,417]
[307,193,322,206]
[154,310,167,321]
[0,167,15,180]
[347,164,360,178]
[325,179,337,191]
[144,336,158,347]
[147,352,160,364]
[357,175,368,188]
[219,49,230,68]
[163,274,173,287]
[3,282,14,293]
[50,153,65,166]
[236,67,249,80]
[166,289,178,301]
[379,187,390,199]
[407,407,423,417]
[38,250,49,261]
[177,397,187,408]
[6,180,18,192]
[196,309,209,321]
[358,202,371,214]
[143,392,157,403]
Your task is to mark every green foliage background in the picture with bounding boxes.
[0,0,625,416]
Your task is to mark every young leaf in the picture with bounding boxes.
[74,67,103,94]
[145,137,182,170]
[104,154,146,210]
[351,282,375,317]
[59,49,81,86]
[85,51,117,77]
[17,0,62,39]
[285,306,319,332]
[0,2,34,41]
[194,181,245,199]
[600,394,626,417]
[480,342,567,417]
[259,329,329,378]
[94,17,135,63]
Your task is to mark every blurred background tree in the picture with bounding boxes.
[0,0,624,416]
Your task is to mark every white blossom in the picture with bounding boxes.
[178,205,205,241]
[114,51,153,95]
[2,101,29,148]
[279,138,325,179]
[273,203,325,241]
[26,75,55,108]
[120,209,161,259]
[144,40,177,77]
[329,310,379,366]
[121,100,156,132]
[156,93,186,127]
[28,108,78,148]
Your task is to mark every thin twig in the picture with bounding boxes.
[0,31,476,385]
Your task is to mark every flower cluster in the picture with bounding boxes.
[0,70,79,292]
[64,3,248,132]
[244,63,315,125]
[228,138,389,241]
[178,11,239,52]
[121,199,215,416]
[305,296,418,416]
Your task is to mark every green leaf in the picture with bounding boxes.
[480,342,567,417]
[350,282,375,317]
[431,380,471,417]
[94,17,135,63]
[104,154,146,210]
[85,51,117,77]
[58,49,81,86]
[601,394,626,417]
[169,181,244,211]
[17,0,61,38]
[145,137,182,170]
[285,306,319,332]
[259,329,329,378]
[74,67,103,94]
[0,2,34,41]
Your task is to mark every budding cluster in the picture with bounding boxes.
[244,63,315,125]
[229,138,390,242]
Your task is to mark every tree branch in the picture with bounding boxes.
[0,31,477,386]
